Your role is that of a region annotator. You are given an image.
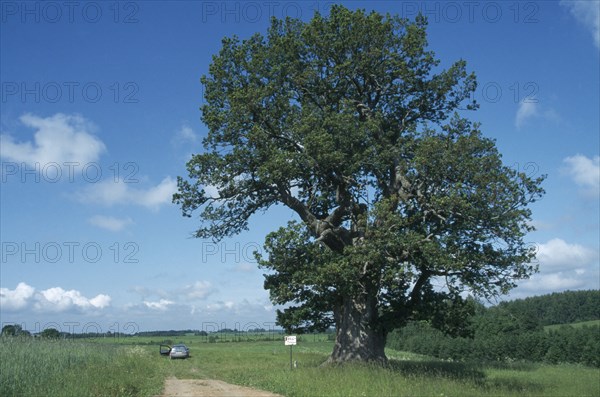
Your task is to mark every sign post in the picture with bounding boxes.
[284,335,296,370]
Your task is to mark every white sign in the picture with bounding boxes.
[284,335,297,346]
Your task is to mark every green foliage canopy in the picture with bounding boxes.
[2,324,24,337]
[387,290,600,367]
[41,328,60,339]
[174,6,545,357]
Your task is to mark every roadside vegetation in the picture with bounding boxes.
[2,336,598,397]
[0,337,163,397]
[2,290,598,396]
[388,290,600,367]
[158,340,600,397]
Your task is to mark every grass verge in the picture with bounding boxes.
[2,336,599,396]
[0,337,163,397]
[158,340,600,397]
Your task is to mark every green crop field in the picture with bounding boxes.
[1,335,599,397]
[544,319,600,331]
[0,337,164,397]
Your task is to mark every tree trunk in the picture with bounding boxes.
[324,294,388,365]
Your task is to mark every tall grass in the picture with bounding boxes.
[2,335,599,397]
[170,340,600,397]
[0,337,162,397]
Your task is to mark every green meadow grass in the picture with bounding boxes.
[1,335,599,397]
[0,337,163,397]
[163,340,600,397]
[544,319,600,331]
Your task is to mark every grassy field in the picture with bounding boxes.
[1,335,599,397]
[0,337,164,397]
[544,319,600,331]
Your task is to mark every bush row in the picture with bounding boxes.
[387,321,599,367]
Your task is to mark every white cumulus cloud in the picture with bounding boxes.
[515,100,561,130]
[172,124,199,145]
[561,0,600,49]
[512,238,599,297]
[130,280,214,301]
[515,101,538,129]
[0,282,35,311]
[0,113,106,166]
[35,287,111,312]
[563,154,600,195]
[183,281,214,300]
[0,282,111,313]
[143,299,174,311]
[136,177,177,208]
[206,301,235,311]
[88,215,134,232]
[76,176,177,210]
[536,238,598,271]
[203,299,274,315]
[518,272,586,293]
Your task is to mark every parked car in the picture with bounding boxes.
[169,344,190,359]
[159,344,171,356]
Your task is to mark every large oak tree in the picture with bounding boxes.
[174,6,544,364]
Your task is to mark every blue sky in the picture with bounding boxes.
[1,1,598,334]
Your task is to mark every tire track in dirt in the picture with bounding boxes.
[159,376,283,397]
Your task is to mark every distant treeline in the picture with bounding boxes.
[134,328,284,337]
[495,289,599,325]
[1,326,288,339]
[135,329,206,337]
[387,290,600,367]
[0,325,133,339]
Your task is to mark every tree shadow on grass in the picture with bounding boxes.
[476,360,538,372]
[389,359,486,382]
[388,359,544,394]
[481,376,544,394]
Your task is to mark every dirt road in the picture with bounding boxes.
[160,377,283,397]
